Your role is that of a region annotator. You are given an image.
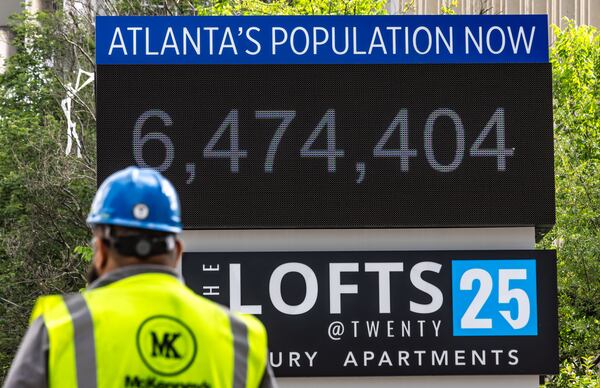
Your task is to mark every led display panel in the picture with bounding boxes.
[97,63,554,231]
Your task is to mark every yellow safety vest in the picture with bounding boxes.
[30,271,268,388]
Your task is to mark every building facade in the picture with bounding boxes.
[0,0,21,73]
[1,0,600,72]
[0,0,56,73]
[390,0,600,29]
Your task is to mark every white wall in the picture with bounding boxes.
[391,0,600,29]
[0,27,14,74]
[182,227,534,252]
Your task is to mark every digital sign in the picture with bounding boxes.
[182,250,558,376]
[96,16,554,233]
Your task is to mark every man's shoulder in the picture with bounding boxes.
[233,311,267,337]
[30,294,69,324]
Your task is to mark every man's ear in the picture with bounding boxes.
[174,238,184,264]
[93,236,109,273]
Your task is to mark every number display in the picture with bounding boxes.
[459,269,493,329]
[373,109,417,171]
[300,109,345,173]
[96,63,554,230]
[470,108,514,171]
[133,109,174,172]
[133,108,512,177]
[452,259,538,336]
[203,109,247,173]
[256,110,295,173]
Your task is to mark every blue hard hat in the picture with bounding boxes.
[87,167,182,233]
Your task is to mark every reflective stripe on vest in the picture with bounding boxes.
[230,314,248,388]
[33,273,267,388]
[64,294,97,388]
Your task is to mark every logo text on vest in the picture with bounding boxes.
[137,315,198,376]
[151,332,182,359]
[125,375,210,388]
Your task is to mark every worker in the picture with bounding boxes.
[4,166,276,388]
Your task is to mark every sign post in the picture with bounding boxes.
[96,14,557,387]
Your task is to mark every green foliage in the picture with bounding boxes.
[109,0,387,16]
[0,10,95,379]
[74,245,94,263]
[0,0,388,382]
[194,0,388,15]
[542,356,600,388]
[440,0,459,15]
[540,21,600,363]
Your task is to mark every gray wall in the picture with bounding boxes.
[0,0,22,27]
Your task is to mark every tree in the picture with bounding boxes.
[0,10,95,377]
[0,0,388,381]
[540,21,600,387]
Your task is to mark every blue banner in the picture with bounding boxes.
[96,15,549,64]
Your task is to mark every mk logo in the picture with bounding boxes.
[138,316,196,375]
[151,332,182,359]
